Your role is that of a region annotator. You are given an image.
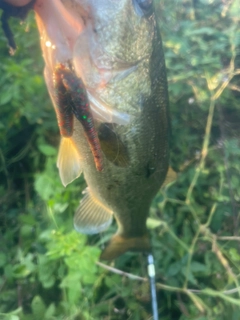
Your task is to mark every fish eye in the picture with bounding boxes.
[132,0,153,17]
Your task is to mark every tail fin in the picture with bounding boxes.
[100,234,151,260]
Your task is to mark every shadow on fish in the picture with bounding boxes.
[34,0,174,260]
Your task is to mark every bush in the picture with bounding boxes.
[0,0,239,319]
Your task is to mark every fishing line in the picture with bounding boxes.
[147,253,159,320]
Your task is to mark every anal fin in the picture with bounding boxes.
[74,188,113,234]
[57,137,82,187]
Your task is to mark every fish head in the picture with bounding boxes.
[73,0,157,123]
[35,0,159,124]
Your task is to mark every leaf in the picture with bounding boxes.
[167,261,182,277]
[146,217,164,229]
[229,248,240,262]
[191,261,209,274]
[4,264,14,280]
[0,253,7,267]
[31,296,46,320]
[13,264,31,278]
[20,225,33,237]
[38,255,56,289]
[9,316,19,320]
[44,303,56,319]
[181,267,197,285]
[18,214,36,225]
[38,144,57,156]
[0,89,13,105]
[34,174,55,201]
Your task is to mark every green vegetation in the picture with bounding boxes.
[0,0,240,319]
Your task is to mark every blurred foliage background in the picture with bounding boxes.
[0,0,240,319]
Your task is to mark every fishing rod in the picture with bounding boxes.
[147,253,159,320]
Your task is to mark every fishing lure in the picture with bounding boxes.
[57,64,103,172]
[53,64,74,137]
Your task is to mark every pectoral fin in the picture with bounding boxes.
[74,188,113,234]
[57,137,82,187]
[98,123,129,167]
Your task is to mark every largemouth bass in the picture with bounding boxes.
[34,0,170,260]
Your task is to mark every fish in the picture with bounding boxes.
[34,0,171,260]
